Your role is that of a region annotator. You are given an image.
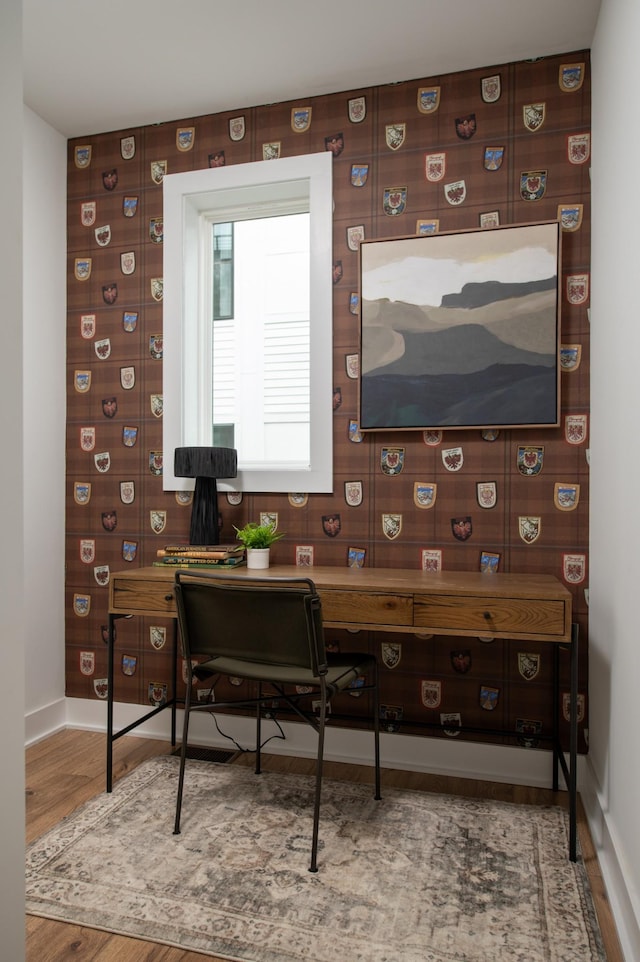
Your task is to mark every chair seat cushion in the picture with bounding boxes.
[193,651,375,693]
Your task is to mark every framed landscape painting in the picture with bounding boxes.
[358,221,561,431]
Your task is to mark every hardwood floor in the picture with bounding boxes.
[25,729,624,962]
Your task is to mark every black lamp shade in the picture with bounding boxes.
[174,447,237,545]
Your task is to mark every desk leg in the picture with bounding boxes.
[106,613,115,793]
[568,622,579,862]
[552,645,560,792]
[105,613,178,793]
[552,624,579,861]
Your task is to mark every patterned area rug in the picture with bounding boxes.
[26,755,605,962]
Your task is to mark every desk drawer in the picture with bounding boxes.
[413,593,567,638]
[321,589,413,627]
[111,577,177,616]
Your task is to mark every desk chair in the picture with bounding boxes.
[173,571,381,872]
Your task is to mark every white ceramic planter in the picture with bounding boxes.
[246,547,270,569]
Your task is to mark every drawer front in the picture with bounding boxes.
[321,589,413,627]
[413,594,567,637]
[111,578,177,616]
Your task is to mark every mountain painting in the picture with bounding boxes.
[359,222,560,430]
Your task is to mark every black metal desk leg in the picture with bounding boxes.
[105,611,178,793]
[552,624,579,861]
[106,612,115,793]
[552,645,560,792]
[569,622,579,862]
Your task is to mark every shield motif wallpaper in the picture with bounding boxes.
[65,51,591,757]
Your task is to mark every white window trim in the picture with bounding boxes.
[163,151,333,493]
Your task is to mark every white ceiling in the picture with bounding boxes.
[23,0,601,139]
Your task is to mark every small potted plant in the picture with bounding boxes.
[234,521,284,569]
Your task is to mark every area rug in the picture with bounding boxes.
[26,755,605,962]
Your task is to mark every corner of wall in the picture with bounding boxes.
[582,758,640,962]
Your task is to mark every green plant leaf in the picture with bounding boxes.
[233,522,285,548]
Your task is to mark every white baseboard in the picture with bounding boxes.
[61,696,582,790]
[25,697,67,746]
[582,759,639,962]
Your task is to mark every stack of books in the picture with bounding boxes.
[153,544,246,568]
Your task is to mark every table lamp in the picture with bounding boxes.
[174,446,238,545]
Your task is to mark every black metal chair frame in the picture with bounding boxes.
[172,571,381,872]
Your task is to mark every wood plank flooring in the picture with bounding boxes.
[25,729,624,962]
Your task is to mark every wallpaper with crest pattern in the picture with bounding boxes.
[66,50,590,754]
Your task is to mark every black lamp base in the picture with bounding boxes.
[189,476,221,545]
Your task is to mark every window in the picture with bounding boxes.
[209,211,311,469]
[162,151,333,493]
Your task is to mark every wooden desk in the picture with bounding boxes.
[107,565,578,857]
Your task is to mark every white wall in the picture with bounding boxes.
[0,1,26,957]
[0,37,67,962]
[588,1,640,958]
[22,106,67,739]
